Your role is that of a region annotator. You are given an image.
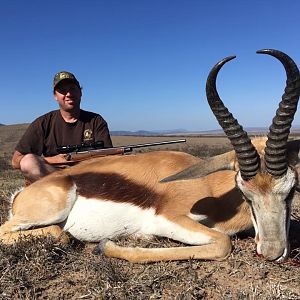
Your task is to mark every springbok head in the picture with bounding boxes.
[162,49,300,261]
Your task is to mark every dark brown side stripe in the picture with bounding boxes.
[71,172,160,210]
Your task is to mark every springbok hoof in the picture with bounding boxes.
[92,239,109,255]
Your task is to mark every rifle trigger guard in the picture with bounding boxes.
[64,153,72,161]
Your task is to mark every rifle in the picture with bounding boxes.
[56,139,186,164]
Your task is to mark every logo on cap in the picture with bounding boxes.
[53,71,79,89]
[58,72,74,80]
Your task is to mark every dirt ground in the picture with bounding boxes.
[0,130,299,299]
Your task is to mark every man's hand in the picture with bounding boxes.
[43,154,75,165]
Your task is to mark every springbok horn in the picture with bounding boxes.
[206,56,260,180]
[257,49,300,177]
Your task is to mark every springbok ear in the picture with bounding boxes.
[291,162,300,192]
[160,151,236,183]
[287,139,300,166]
[286,139,300,191]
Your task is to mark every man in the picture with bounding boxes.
[12,71,113,183]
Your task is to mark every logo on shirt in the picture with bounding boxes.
[83,129,93,141]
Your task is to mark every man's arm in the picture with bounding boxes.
[12,150,69,169]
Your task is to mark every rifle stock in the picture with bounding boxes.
[65,147,126,162]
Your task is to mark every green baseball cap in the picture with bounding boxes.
[53,71,80,90]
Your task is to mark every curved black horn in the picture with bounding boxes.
[257,49,300,177]
[206,56,260,180]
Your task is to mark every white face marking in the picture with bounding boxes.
[236,168,295,260]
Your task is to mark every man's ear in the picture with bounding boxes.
[53,89,58,100]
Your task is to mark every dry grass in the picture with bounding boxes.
[0,125,299,299]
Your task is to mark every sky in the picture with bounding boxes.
[1,0,300,131]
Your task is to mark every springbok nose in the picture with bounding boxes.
[260,241,286,261]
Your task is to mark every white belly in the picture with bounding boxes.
[62,196,157,242]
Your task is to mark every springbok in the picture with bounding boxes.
[1,49,299,263]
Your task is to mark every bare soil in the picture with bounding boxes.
[0,125,299,299]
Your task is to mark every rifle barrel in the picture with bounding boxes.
[124,139,186,150]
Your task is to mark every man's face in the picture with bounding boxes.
[54,80,82,112]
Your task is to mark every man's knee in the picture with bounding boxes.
[20,154,55,182]
[19,154,42,173]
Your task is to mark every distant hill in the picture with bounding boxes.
[2,123,300,137]
[111,129,188,136]
[111,126,300,136]
[0,123,29,154]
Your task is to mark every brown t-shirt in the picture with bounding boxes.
[16,109,113,157]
